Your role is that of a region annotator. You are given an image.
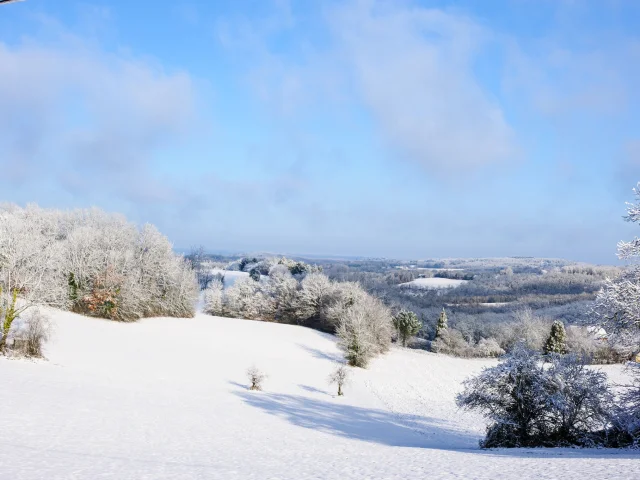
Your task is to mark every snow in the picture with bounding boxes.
[400,277,468,289]
[1,308,638,480]
[210,268,249,288]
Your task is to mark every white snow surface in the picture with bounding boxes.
[210,268,248,288]
[1,308,638,480]
[400,277,468,289]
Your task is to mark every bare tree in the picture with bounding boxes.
[247,366,266,391]
[328,363,350,396]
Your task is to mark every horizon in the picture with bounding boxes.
[1,1,640,264]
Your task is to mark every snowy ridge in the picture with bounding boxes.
[1,308,639,480]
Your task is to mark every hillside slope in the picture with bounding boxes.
[0,309,638,480]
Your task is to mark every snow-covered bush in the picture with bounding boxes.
[10,309,52,358]
[337,295,392,368]
[457,344,614,448]
[499,307,553,352]
[432,329,504,358]
[393,310,422,347]
[431,328,473,356]
[607,363,640,447]
[545,353,613,444]
[475,338,505,358]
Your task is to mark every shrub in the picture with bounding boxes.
[247,366,266,391]
[432,329,504,358]
[431,328,473,357]
[545,353,613,444]
[607,363,640,447]
[500,307,552,352]
[475,338,505,358]
[328,363,350,396]
[457,344,614,448]
[393,310,422,347]
[11,310,52,358]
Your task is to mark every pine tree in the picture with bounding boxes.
[249,268,261,282]
[435,308,448,340]
[544,320,568,355]
[392,310,422,347]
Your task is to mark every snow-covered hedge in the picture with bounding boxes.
[0,204,198,323]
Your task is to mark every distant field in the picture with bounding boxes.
[399,277,468,289]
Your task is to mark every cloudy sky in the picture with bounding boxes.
[1,0,639,263]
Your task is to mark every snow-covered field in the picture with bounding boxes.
[400,277,468,289]
[1,309,638,480]
[210,268,249,288]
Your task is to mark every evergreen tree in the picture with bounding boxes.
[392,310,422,347]
[544,320,568,355]
[435,308,448,340]
[249,268,261,282]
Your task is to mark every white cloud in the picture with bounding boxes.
[0,33,197,204]
[220,0,517,173]
[328,1,515,172]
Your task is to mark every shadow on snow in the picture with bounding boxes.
[233,385,640,458]
[233,386,475,449]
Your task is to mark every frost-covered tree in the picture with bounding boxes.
[328,363,350,396]
[266,265,299,323]
[296,273,334,329]
[435,308,448,339]
[325,281,368,329]
[610,363,640,446]
[545,353,612,444]
[392,310,422,347]
[544,320,568,355]
[457,343,549,447]
[203,279,224,316]
[457,344,613,448]
[592,183,640,350]
[249,268,261,282]
[0,204,198,331]
[225,277,270,320]
[337,295,392,368]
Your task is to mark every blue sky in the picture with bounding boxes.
[1,0,639,263]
